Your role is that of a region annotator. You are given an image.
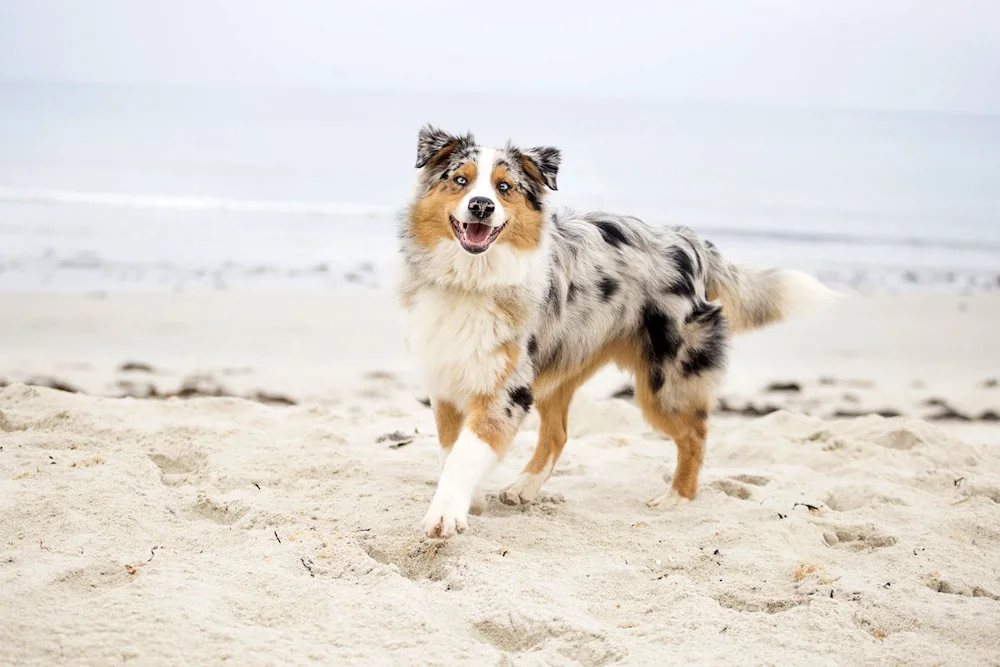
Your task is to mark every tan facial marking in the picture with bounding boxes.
[409,162,477,250]
[491,164,543,251]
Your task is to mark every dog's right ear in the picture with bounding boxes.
[415,125,470,169]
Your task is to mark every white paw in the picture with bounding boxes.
[499,473,546,506]
[468,490,487,515]
[647,489,691,509]
[423,432,497,537]
[423,496,470,538]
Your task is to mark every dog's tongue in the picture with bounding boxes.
[463,223,492,244]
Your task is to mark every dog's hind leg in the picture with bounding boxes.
[631,298,727,508]
[630,357,719,508]
[498,381,575,505]
[497,342,627,506]
[640,397,710,509]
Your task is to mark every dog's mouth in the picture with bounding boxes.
[450,215,505,254]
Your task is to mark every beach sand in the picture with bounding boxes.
[1,291,999,665]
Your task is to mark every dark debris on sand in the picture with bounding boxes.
[8,370,297,407]
[118,361,155,373]
[24,377,82,394]
[157,375,297,406]
[764,381,802,393]
[376,430,417,449]
[832,408,903,419]
[717,398,781,417]
[606,375,1000,423]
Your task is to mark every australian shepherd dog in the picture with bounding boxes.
[398,125,834,538]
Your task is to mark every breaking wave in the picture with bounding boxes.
[0,187,395,219]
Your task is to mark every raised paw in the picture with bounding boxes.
[423,497,469,538]
[647,488,691,509]
[499,473,546,506]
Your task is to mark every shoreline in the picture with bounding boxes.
[2,250,999,295]
[1,290,998,439]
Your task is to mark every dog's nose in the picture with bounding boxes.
[468,197,495,220]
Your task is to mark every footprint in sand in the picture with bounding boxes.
[925,575,1000,600]
[187,493,249,525]
[361,538,452,583]
[711,479,754,500]
[54,562,134,594]
[488,491,567,513]
[149,451,208,487]
[825,486,907,512]
[472,610,625,667]
[713,592,809,614]
[963,484,1000,504]
[822,525,897,551]
[730,474,771,487]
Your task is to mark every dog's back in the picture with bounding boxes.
[531,209,833,394]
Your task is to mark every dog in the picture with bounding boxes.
[398,125,834,538]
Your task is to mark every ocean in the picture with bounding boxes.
[1,82,998,293]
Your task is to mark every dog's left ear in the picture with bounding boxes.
[520,146,561,191]
[416,125,470,169]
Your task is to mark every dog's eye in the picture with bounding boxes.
[497,181,511,194]
[453,176,468,186]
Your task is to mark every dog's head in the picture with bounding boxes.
[409,125,560,256]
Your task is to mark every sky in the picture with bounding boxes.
[1,0,998,113]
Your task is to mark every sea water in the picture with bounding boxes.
[1,83,998,292]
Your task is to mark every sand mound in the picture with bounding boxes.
[2,384,999,665]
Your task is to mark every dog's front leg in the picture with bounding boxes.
[422,429,497,538]
[423,383,534,538]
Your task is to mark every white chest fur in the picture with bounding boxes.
[406,287,515,405]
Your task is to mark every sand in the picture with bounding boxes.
[2,291,1000,666]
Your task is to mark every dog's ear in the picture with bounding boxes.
[416,125,471,169]
[519,145,561,191]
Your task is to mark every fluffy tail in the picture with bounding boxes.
[703,246,839,334]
